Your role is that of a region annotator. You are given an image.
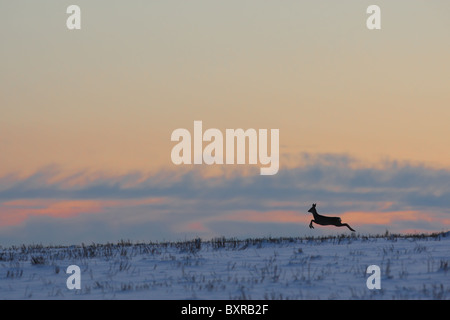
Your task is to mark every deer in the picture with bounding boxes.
[308,203,355,232]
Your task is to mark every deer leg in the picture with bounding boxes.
[309,220,315,229]
[344,224,355,232]
[340,223,355,232]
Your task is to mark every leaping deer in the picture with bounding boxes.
[308,203,355,232]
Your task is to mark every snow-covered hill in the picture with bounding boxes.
[1,232,449,299]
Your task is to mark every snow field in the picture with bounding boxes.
[0,232,448,299]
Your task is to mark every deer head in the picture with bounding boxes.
[308,203,317,214]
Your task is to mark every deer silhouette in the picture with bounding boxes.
[308,203,355,232]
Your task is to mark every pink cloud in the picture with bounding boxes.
[0,197,166,227]
[0,199,104,226]
[215,210,309,224]
[340,210,440,226]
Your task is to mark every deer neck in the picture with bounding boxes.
[311,209,319,219]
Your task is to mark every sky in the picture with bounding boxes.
[1,1,450,245]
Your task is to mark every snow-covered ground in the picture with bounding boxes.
[0,232,449,300]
